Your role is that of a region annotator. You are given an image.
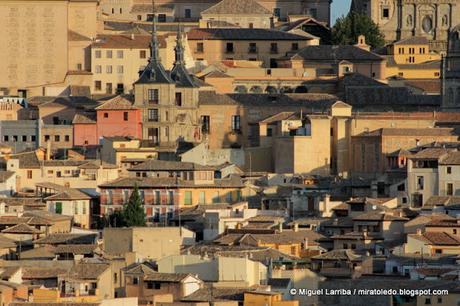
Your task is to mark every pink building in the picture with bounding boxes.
[73,95,142,146]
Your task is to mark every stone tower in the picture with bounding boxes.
[133,0,201,146]
[442,24,460,109]
[351,0,459,52]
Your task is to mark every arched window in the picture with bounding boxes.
[294,86,308,93]
[250,86,263,93]
[280,86,293,93]
[265,86,278,94]
[234,85,248,93]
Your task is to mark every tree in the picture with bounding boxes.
[332,12,385,49]
[121,185,146,227]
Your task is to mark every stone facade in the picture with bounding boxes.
[351,0,460,52]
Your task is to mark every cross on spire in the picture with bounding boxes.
[149,0,160,64]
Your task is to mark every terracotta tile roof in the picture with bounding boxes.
[393,36,430,45]
[267,278,291,288]
[72,112,96,124]
[410,148,452,160]
[409,232,460,245]
[22,267,69,279]
[54,244,98,255]
[1,223,42,234]
[0,235,17,249]
[202,0,271,15]
[440,151,460,165]
[353,212,408,222]
[144,272,193,282]
[45,190,92,201]
[11,151,40,169]
[188,28,310,41]
[33,233,97,245]
[20,246,56,259]
[355,128,456,138]
[129,159,214,171]
[123,262,156,275]
[64,262,110,281]
[99,175,244,189]
[331,231,383,240]
[130,3,174,13]
[406,80,440,93]
[291,45,383,61]
[241,230,324,245]
[181,286,252,302]
[93,34,165,49]
[95,95,136,110]
[0,266,20,279]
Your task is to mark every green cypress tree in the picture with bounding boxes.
[332,12,385,49]
[122,184,146,227]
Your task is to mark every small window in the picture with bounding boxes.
[292,43,299,51]
[117,50,123,58]
[196,42,204,53]
[65,135,70,142]
[22,135,27,142]
[31,135,36,142]
[148,89,159,104]
[382,8,389,19]
[44,135,50,141]
[231,115,241,132]
[447,166,452,174]
[175,92,182,106]
[117,65,124,74]
[104,112,109,118]
[55,135,60,142]
[3,136,8,142]
[158,14,166,22]
[123,112,129,121]
[184,8,191,18]
[133,277,138,285]
[226,43,234,53]
[447,183,453,196]
[27,170,32,179]
[95,81,102,91]
[106,50,113,58]
[95,50,101,58]
[140,50,147,59]
[95,65,102,74]
[106,65,113,74]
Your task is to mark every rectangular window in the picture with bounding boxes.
[27,170,32,179]
[31,135,36,142]
[270,43,278,53]
[226,43,234,53]
[382,8,389,19]
[184,8,191,18]
[417,176,424,190]
[447,183,454,196]
[273,8,281,18]
[196,42,204,53]
[148,109,159,122]
[95,50,101,58]
[148,89,159,104]
[249,43,257,53]
[158,14,166,22]
[3,136,8,142]
[95,81,102,91]
[95,65,102,74]
[123,112,129,121]
[447,167,452,174]
[292,43,299,51]
[22,135,27,142]
[55,202,62,214]
[117,65,124,74]
[106,50,113,58]
[175,92,182,106]
[147,128,159,143]
[117,50,123,58]
[106,65,113,74]
[65,135,70,142]
[231,115,241,132]
[201,115,210,133]
[184,191,192,205]
[140,50,147,59]
[199,191,205,204]
[55,135,60,142]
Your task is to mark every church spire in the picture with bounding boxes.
[170,24,198,87]
[174,24,185,65]
[149,0,160,64]
[134,0,173,84]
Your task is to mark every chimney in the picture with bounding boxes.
[354,35,370,51]
[130,33,134,40]
[46,140,51,161]
[416,228,422,235]
[278,222,283,233]
[293,222,299,232]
